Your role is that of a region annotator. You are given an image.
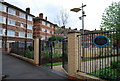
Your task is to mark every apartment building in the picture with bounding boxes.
[54,26,78,38]
[33,13,55,40]
[0,1,34,50]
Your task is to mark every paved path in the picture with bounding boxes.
[2,53,69,80]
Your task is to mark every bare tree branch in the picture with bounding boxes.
[55,9,69,27]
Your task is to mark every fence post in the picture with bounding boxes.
[67,31,80,78]
[34,38,39,65]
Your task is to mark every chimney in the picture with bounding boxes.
[61,26,65,29]
[26,8,30,13]
[45,16,47,21]
[69,27,71,29]
[39,13,43,18]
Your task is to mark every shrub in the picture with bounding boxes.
[97,60,120,80]
[24,50,34,59]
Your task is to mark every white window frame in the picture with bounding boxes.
[27,33,32,38]
[28,15,32,21]
[20,22,24,28]
[0,29,5,36]
[8,8,16,15]
[0,16,6,24]
[8,19,15,26]
[52,31,54,34]
[0,3,6,12]
[7,30,15,37]
[42,21,45,25]
[27,24,32,30]
[0,40,2,48]
[19,12,25,19]
[47,30,50,34]
[41,35,45,40]
[47,23,50,27]
[41,28,45,32]
[0,29,3,36]
[18,32,25,38]
[52,25,54,28]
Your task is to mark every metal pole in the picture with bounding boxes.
[82,3,84,58]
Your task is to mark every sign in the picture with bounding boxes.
[93,35,109,47]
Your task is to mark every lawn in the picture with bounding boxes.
[45,62,62,66]
[81,55,120,62]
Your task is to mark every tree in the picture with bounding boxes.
[55,9,69,27]
[48,35,64,42]
[100,2,120,41]
[100,2,120,31]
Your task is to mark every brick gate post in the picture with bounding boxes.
[34,38,39,65]
[67,31,80,78]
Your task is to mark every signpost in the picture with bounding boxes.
[93,35,109,47]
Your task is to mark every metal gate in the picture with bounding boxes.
[62,38,68,72]
[77,31,120,81]
[39,39,63,69]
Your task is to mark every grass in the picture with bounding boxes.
[82,55,120,62]
[86,61,120,81]
[45,62,62,66]
[45,61,68,66]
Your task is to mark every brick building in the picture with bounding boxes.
[54,26,76,38]
[0,1,35,50]
[33,13,56,40]
[80,29,100,47]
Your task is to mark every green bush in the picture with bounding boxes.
[42,50,62,60]
[42,51,51,60]
[98,68,117,80]
[95,60,120,80]
[27,45,34,51]
[24,50,34,59]
[110,60,120,69]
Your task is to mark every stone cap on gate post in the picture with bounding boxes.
[67,31,81,77]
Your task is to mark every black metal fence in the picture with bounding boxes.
[10,40,34,59]
[39,39,63,69]
[62,38,68,72]
[78,31,120,81]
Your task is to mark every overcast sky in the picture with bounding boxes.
[5,0,120,30]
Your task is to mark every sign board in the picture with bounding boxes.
[93,35,109,47]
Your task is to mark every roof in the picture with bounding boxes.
[2,2,35,17]
[33,17,56,26]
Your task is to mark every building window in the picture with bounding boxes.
[41,28,46,32]
[7,30,15,37]
[28,15,32,21]
[41,35,45,40]
[0,16,6,24]
[27,24,32,30]
[47,30,50,34]
[0,40,2,48]
[19,12,25,19]
[47,23,50,27]
[52,25,54,28]
[27,33,32,38]
[20,23,24,28]
[0,29,3,35]
[42,21,45,25]
[52,31,54,34]
[8,8,16,15]
[19,32,25,38]
[8,19,15,26]
[0,3,6,12]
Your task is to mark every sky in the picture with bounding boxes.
[4,0,120,30]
